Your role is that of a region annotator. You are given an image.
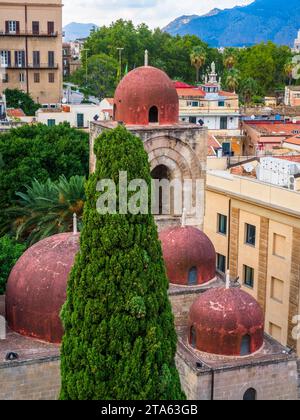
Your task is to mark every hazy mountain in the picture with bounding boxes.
[63,22,98,41]
[163,0,300,47]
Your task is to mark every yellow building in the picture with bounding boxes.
[0,0,63,105]
[204,157,300,355]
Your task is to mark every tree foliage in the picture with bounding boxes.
[0,235,26,294]
[0,123,89,232]
[4,89,40,116]
[60,125,185,400]
[5,175,86,246]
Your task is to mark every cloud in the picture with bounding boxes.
[63,0,253,28]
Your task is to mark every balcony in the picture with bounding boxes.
[0,30,58,38]
[4,63,59,70]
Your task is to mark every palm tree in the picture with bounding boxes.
[190,46,207,83]
[240,77,259,105]
[5,175,86,245]
[225,69,240,93]
[284,62,294,86]
[223,49,237,70]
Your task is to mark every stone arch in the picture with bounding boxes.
[0,315,6,340]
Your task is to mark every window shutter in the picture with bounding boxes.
[16,21,20,34]
[22,51,25,67]
[15,51,18,66]
[7,51,11,67]
[5,21,9,34]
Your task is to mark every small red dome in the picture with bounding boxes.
[188,288,264,356]
[114,66,179,125]
[159,226,216,286]
[6,233,80,344]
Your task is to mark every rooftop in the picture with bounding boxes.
[244,120,300,136]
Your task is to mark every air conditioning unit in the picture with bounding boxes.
[288,176,295,191]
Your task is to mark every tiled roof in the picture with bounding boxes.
[176,88,205,97]
[7,108,26,118]
[284,135,300,146]
[173,81,195,89]
[245,121,300,135]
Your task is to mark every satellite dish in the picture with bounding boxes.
[244,163,254,173]
[62,98,67,104]
[250,115,255,120]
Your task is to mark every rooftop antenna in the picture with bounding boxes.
[144,50,149,67]
[181,208,187,228]
[226,269,231,289]
[73,213,78,235]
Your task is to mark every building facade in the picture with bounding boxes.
[0,0,63,105]
[204,160,300,356]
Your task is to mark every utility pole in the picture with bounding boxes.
[117,47,124,82]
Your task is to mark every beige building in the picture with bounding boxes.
[0,0,63,105]
[204,158,300,356]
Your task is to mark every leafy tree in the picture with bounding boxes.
[60,125,185,400]
[6,175,86,245]
[284,62,295,86]
[0,123,89,233]
[239,77,260,105]
[4,89,40,116]
[190,46,207,83]
[225,69,240,93]
[223,48,237,70]
[0,235,26,294]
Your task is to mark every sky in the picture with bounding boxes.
[63,0,253,28]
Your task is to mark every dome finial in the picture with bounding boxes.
[73,213,78,235]
[181,208,187,228]
[144,50,149,67]
[226,269,231,289]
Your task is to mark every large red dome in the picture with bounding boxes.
[188,288,264,356]
[159,226,216,286]
[114,66,179,125]
[6,233,80,344]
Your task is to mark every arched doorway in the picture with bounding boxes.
[243,388,257,401]
[190,326,197,349]
[149,106,159,123]
[151,165,171,215]
[188,267,198,286]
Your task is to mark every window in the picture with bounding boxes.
[190,326,197,349]
[47,119,56,127]
[47,21,55,35]
[240,335,251,356]
[189,116,197,124]
[48,73,55,83]
[217,214,227,235]
[34,73,40,83]
[2,73,9,83]
[32,21,39,35]
[217,253,226,274]
[0,50,11,67]
[220,116,228,129]
[77,113,84,128]
[245,224,256,246]
[149,106,158,123]
[187,101,199,107]
[6,20,19,34]
[244,265,254,288]
[243,388,257,401]
[218,101,225,107]
[33,51,40,68]
[273,233,286,258]
[19,72,25,83]
[188,267,198,286]
[15,51,25,68]
[271,277,284,303]
[48,51,55,68]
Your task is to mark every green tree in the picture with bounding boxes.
[60,125,185,400]
[239,77,260,105]
[190,46,207,83]
[6,175,86,245]
[4,88,40,116]
[284,62,295,86]
[225,69,240,93]
[0,123,89,233]
[0,236,26,294]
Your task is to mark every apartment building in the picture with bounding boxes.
[0,0,63,105]
[204,156,300,356]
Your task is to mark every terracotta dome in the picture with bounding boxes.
[188,288,264,356]
[159,226,216,286]
[114,66,179,125]
[6,233,80,344]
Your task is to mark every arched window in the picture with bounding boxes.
[240,334,251,356]
[190,326,197,348]
[243,388,257,401]
[151,165,170,215]
[188,267,198,286]
[149,106,159,123]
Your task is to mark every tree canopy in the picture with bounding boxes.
[4,89,40,116]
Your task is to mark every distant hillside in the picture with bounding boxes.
[163,0,300,47]
[63,22,98,41]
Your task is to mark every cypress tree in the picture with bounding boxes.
[60,125,185,400]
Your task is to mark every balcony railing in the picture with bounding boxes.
[4,63,59,70]
[0,30,58,37]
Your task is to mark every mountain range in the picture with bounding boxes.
[163,0,300,47]
[63,22,98,41]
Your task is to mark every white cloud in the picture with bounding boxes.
[63,0,253,28]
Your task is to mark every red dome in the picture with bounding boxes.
[114,66,179,125]
[189,288,264,356]
[6,233,80,344]
[159,226,216,286]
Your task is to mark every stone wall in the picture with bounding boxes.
[0,358,60,400]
